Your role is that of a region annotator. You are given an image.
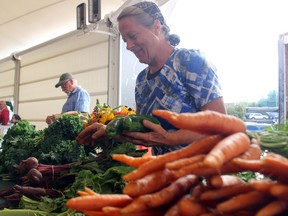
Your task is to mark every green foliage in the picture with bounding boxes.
[0,116,88,178]
[226,103,246,119]
[258,122,288,158]
[44,115,84,140]
[0,120,42,174]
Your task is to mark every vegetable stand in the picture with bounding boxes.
[1,108,288,215]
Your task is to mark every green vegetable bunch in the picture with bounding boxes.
[259,122,288,158]
[36,115,87,165]
[105,114,160,137]
[0,120,42,175]
[0,115,89,179]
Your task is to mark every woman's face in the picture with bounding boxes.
[118,16,160,65]
[11,116,17,123]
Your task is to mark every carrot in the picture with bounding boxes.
[178,196,208,216]
[77,191,90,196]
[216,191,271,214]
[234,143,262,160]
[123,168,176,197]
[270,184,288,201]
[121,174,199,213]
[66,194,133,211]
[231,158,263,172]
[82,210,105,216]
[164,203,180,216]
[208,175,245,189]
[175,153,258,179]
[261,153,288,183]
[216,143,262,174]
[191,182,209,200]
[112,154,155,167]
[200,183,253,201]
[256,199,288,216]
[102,206,167,216]
[248,179,277,194]
[165,154,206,170]
[122,135,223,181]
[77,187,99,196]
[203,132,250,168]
[199,213,214,216]
[84,186,99,196]
[174,161,217,178]
[152,109,246,135]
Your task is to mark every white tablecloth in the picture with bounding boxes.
[0,125,11,136]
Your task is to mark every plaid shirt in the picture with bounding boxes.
[135,48,223,155]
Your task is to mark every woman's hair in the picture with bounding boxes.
[13,114,21,121]
[117,1,180,46]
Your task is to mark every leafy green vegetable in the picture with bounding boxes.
[0,116,89,179]
[258,122,288,158]
[0,120,41,175]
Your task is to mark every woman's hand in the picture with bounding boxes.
[76,122,106,146]
[120,120,205,147]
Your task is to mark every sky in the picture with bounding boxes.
[166,0,288,103]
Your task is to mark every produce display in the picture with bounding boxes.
[0,103,147,215]
[0,106,288,215]
[65,110,288,216]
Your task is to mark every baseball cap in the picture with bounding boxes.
[55,73,74,88]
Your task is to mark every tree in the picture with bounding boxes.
[226,103,246,119]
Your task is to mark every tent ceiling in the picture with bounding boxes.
[0,0,125,60]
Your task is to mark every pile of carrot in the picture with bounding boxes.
[66,110,288,216]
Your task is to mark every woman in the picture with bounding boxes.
[11,114,21,124]
[77,1,226,155]
[0,101,10,125]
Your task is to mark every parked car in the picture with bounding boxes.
[266,112,279,120]
[247,113,269,120]
[245,122,271,133]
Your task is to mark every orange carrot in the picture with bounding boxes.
[216,191,271,214]
[200,183,253,201]
[231,158,263,172]
[102,206,167,216]
[248,179,277,194]
[270,184,288,201]
[165,154,206,170]
[81,210,105,216]
[191,182,209,200]
[77,191,90,196]
[77,187,99,196]
[112,154,155,167]
[164,203,180,216]
[261,153,288,183]
[199,213,214,216]
[175,152,258,179]
[174,161,217,179]
[84,186,99,196]
[178,196,208,216]
[208,175,245,189]
[152,109,246,135]
[122,135,223,181]
[66,194,133,211]
[203,132,250,168]
[123,168,176,197]
[256,199,288,216]
[121,174,199,213]
[235,143,262,160]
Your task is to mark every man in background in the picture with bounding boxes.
[46,73,90,124]
[0,101,10,125]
